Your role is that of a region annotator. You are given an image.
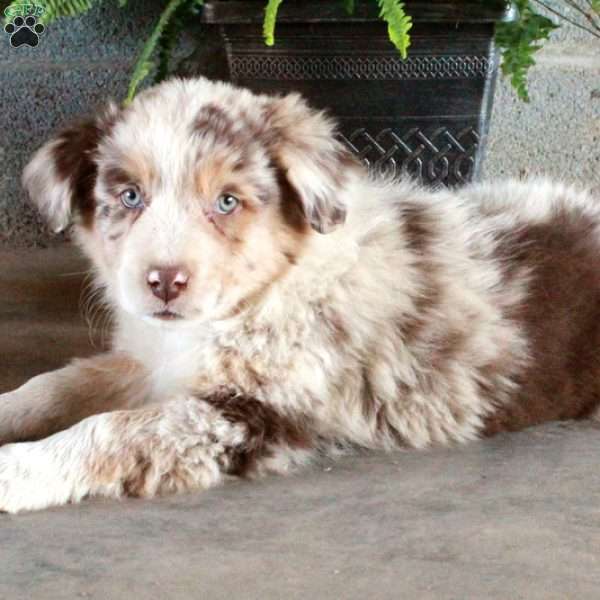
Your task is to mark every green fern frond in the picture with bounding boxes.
[188,0,205,14]
[343,0,355,15]
[495,0,557,102]
[376,0,412,59]
[156,0,196,83]
[263,0,283,46]
[125,0,190,104]
[4,0,96,24]
[156,14,179,83]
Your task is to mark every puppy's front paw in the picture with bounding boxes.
[0,444,73,514]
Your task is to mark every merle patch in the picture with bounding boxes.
[5,15,44,48]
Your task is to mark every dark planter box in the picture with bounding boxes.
[183,0,515,186]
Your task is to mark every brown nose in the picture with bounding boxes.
[147,267,190,303]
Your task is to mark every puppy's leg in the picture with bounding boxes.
[0,394,313,513]
[0,353,149,445]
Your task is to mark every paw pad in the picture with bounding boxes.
[4,15,44,48]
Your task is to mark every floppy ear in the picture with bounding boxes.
[262,93,361,234]
[22,103,119,233]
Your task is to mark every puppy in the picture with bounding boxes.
[1,77,599,513]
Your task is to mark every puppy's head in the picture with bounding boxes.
[23,78,360,323]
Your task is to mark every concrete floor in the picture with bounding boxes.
[1,246,600,599]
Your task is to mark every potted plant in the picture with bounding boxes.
[181,0,515,185]
[4,0,599,185]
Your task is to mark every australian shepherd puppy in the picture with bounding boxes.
[1,77,599,513]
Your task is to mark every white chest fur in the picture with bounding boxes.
[113,312,216,401]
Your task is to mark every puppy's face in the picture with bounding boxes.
[23,79,357,323]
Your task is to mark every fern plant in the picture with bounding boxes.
[496,0,558,101]
[124,0,203,102]
[376,0,413,58]
[4,0,600,103]
[263,0,283,46]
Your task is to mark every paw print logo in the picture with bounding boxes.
[4,15,45,48]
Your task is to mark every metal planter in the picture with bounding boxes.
[183,0,515,186]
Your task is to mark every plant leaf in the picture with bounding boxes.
[343,0,355,15]
[376,0,412,59]
[4,0,96,25]
[263,0,283,46]
[125,0,189,104]
[495,0,557,102]
[188,0,204,14]
[156,0,200,83]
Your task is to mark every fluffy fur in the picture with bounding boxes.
[1,78,599,513]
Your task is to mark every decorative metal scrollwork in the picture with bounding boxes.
[229,54,491,81]
[340,127,480,184]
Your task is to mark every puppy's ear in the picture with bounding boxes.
[22,103,119,233]
[262,93,360,234]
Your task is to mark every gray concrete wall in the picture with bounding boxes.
[0,1,598,247]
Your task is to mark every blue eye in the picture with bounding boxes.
[216,194,239,215]
[120,187,144,209]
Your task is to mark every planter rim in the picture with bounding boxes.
[201,1,517,25]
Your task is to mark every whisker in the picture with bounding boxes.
[57,271,93,277]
